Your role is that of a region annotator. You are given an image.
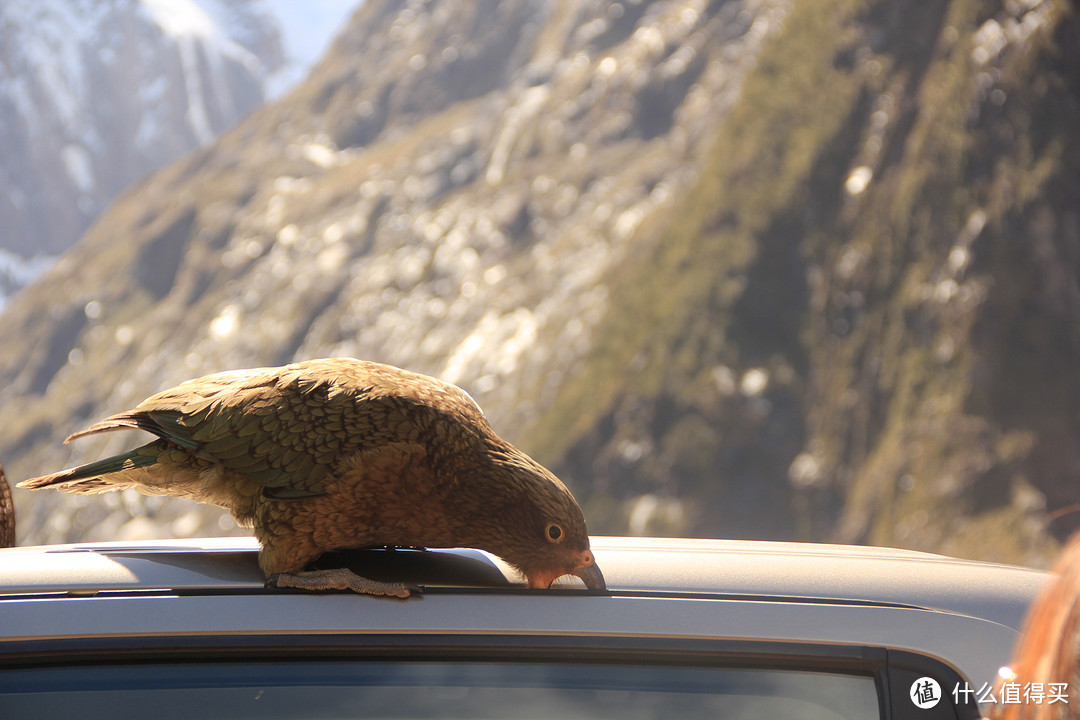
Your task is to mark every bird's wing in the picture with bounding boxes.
[84,365,370,497]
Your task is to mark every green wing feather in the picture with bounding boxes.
[18,448,159,491]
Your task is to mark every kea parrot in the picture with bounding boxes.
[19,359,605,596]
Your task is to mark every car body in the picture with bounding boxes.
[0,535,1050,719]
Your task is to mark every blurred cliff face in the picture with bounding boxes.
[533,0,1079,565]
[1,0,1078,568]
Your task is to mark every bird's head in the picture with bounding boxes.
[477,447,606,592]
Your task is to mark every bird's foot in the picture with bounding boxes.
[266,568,417,598]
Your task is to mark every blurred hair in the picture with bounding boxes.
[994,532,1080,719]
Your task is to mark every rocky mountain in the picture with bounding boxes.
[1,0,1076,569]
[0,0,287,306]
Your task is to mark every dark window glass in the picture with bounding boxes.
[0,661,880,719]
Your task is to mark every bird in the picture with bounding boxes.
[0,462,14,548]
[18,358,605,596]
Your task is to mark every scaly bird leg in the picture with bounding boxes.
[267,568,417,598]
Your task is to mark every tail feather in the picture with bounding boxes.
[65,411,199,451]
[65,416,146,444]
[18,451,158,494]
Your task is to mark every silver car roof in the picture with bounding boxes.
[0,535,1047,625]
[0,535,1050,690]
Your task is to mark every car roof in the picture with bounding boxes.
[0,535,1047,627]
[0,535,1050,691]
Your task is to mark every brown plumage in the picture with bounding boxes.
[0,462,14,548]
[19,359,604,596]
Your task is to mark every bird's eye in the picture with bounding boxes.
[546,523,564,543]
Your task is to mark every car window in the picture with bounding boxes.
[0,661,880,719]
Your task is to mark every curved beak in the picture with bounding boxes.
[573,561,607,592]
